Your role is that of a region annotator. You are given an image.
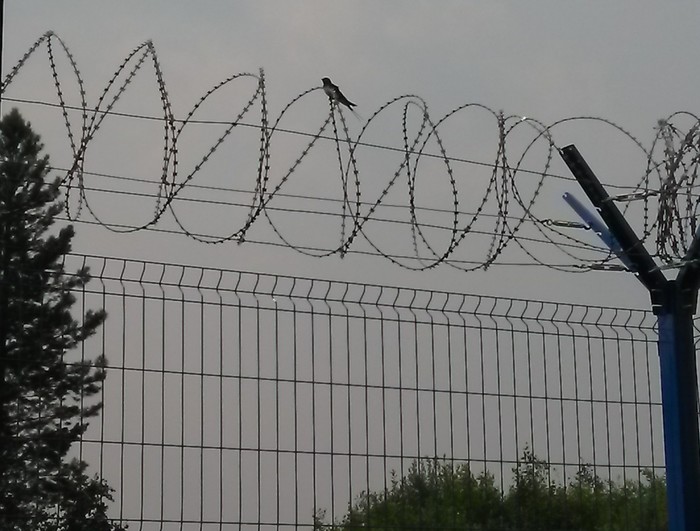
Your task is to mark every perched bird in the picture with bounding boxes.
[322,77,356,110]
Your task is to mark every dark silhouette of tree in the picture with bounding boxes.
[0,109,125,530]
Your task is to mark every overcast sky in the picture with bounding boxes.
[5,1,700,308]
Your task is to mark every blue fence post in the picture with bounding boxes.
[656,283,700,531]
[559,145,700,531]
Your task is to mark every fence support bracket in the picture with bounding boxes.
[560,144,700,531]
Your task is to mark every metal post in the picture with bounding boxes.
[657,283,700,531]
[560,144,700,531]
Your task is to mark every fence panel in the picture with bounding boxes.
[65,255,663,530]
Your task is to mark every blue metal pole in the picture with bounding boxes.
[657,283,700,531]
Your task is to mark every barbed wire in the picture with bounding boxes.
[3,31,699,272]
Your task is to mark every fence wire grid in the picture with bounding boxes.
[63,254,664,530]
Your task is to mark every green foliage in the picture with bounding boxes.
[0,109,125,530]
[315,450,667,531]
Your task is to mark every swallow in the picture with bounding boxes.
[322,77,356,110]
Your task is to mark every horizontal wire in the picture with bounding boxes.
[63,181,607,255]
[51,165,557,223]
[7,95,647,192]
[53,164,626,258]
[54,164,671,248]
[60,216,600,270]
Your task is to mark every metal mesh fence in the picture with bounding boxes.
[64,254,663,530]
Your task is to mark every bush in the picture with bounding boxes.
[314,451,666,531]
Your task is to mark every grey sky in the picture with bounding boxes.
[5,1,700,308]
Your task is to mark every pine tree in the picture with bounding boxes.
[0,109,125,530]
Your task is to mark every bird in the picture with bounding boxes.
[322,77,356,110]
